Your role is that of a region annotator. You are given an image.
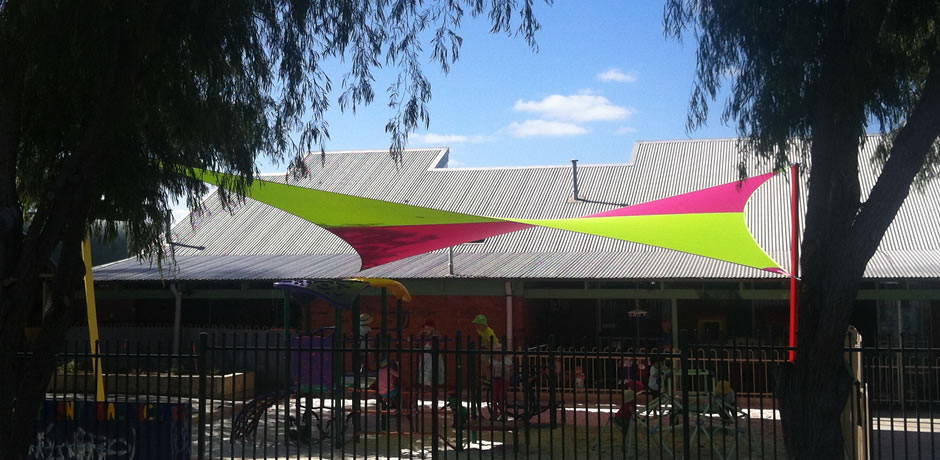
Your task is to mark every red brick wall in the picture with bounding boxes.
[302,294,529,343]
[299,293,529,391]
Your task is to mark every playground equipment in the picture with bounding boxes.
[230,278,411,448]
[638,373,762,460]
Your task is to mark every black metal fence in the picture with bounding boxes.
[31,331,940,459]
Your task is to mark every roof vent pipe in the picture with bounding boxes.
[448,246,455,276]
[571,159,580,201]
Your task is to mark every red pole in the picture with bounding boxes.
[789,164,800,362]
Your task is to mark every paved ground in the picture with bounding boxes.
[44,394,939,458]
[871,416,940,460]
[198,399,788,459]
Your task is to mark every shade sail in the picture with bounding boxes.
[273,279,369,307]
[348,278,412,301]
[192,169,785,274]
[511,172,784,273]
[273,277,412,307]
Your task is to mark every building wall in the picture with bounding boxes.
[92,278,939,348]
[299,294,529,344]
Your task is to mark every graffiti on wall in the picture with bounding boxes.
[30,400,191,460]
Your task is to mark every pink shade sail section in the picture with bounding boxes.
[328,221,533,269]
[585,172,776,218]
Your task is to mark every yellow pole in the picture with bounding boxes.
[81,232,106,401]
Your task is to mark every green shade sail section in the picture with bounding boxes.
[189,168,785,274]
[195,170,498,227]
[511,213,781,273]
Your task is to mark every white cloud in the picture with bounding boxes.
[413,133,494,145]
[597,68,637,83]
[448,158,466,167]
[169,187,216,224]
[414,133,467,144]
[507,120,589,137]
[170,202,191,225]
[616,126,637,134]
[514,94,632,122]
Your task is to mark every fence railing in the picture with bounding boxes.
[25,331,940,459]
[529,346,792,397]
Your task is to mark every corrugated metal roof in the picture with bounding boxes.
[95,139,940,281]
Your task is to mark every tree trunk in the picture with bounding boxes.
[778,46,940,458]
[0,87,118,457]
[0,56,26,460]
[0,159,106,457]
[778,281,857,459]
[0,8,166,454]
[778,358,854,459]
[0,200,94,458]
[7,238,84,458]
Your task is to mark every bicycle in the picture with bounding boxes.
[481,345,564,423]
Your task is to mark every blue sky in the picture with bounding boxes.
[259,1,738,172]
[174,2,738,221]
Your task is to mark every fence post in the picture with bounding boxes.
[282,290,292,435]
[680,329,691,460]
[548,335,558,429]
[431,336,440,459]
[455,331,463,451]
[197,332,208,460]
[333,306,345,448]
[380,287,388,337]
[351,297,362,440]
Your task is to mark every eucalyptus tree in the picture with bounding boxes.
[666,1,940,458]
[0,0,543,455]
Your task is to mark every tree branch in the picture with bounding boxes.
[847,55,940,266]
